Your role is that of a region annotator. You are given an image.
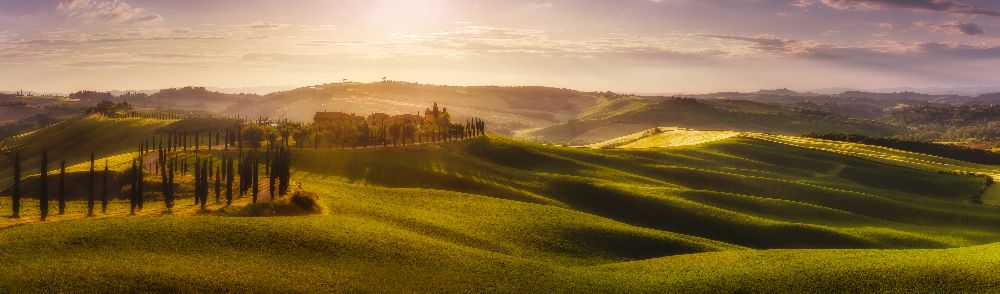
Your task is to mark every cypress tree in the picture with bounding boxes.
[238,150,246,197]
[101,160,109,213]
[199,158,207,210]
[129,160,137,215]
[268,154,276,200]
[39,151,48,221]
[58,160,66,215]
[194,157,201,206]
[251,150,259,203]
[226,156,234,206]
[12,152,20,218]
[215,165,221,202]
[166,157,175,211]
[277,146,291,196]
[161,153,170,211]
[137,155,144,209]
[202,160,210,207]
[88,153,95,216]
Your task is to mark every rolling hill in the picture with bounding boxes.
[0,115,172,188]
[523,97,902,145]
[223,82,609,134]
[1,126,1000,291]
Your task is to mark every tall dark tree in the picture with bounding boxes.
[129,160,137,215]
[194,157,201,206]
[166,157,175,211]
[225,156,234,206]
[39,150,48,221]
[215,165,221,202]
[251,150,259,203]
[268,160,276,200]
[198,158,207,210]
[12,152,20,218]
[137,155,145,210]
[88,153,95,216]
[161,152,170,211]
[101,160,109,214]
[238,150,247,197]
[58,160,66,215]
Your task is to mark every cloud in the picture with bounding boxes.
[915,21,985,35]
[56,0,163,25]
[695,34,795,53]
[800,0,1000,16]
[692,32,1000,67]
[233,22,291,30]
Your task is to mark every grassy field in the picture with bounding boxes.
[587,128,741,149]
[524,97,902,145]
[0,115,172,188]
[1,132,999,291]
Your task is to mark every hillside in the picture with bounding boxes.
[0,115,172,188]
[224,82,608,133]
[2,132,1000,291]
[885,104,1000,141]
[523,97,901,145]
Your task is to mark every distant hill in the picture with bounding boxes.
[885,104,1000,141]
[221,81,609,134]
[523,97,901,145]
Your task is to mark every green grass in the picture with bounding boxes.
[525,97,902,144]
[0,115,173,188]
[587,128,741,148]
[1,134,1000,291]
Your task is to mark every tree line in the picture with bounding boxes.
[803,133,1000,165]
[6,103,486,219]
[7,139,294,219]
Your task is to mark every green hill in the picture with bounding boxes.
[523,97,903,145]
[2,130,1000,291]
[0,115,172,188]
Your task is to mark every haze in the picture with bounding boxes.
[3,0,1000,93]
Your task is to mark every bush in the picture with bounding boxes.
[228,189,322,217]
[289,191,322,213]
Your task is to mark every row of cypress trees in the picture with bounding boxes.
[8,135,300,219]
[9,150,274,219]
[10,152,110,219]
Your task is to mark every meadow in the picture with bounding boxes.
[1,117,1000,292]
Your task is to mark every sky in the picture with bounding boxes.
[3,0,1000,93]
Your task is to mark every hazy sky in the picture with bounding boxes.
[3,0,1000,93]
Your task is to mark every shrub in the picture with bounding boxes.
[228,189,322,217]
[289,190,322,214]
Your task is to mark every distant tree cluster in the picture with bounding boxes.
[306,103,486,149]
[86,101,133,116]
[804,133,1000,165]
